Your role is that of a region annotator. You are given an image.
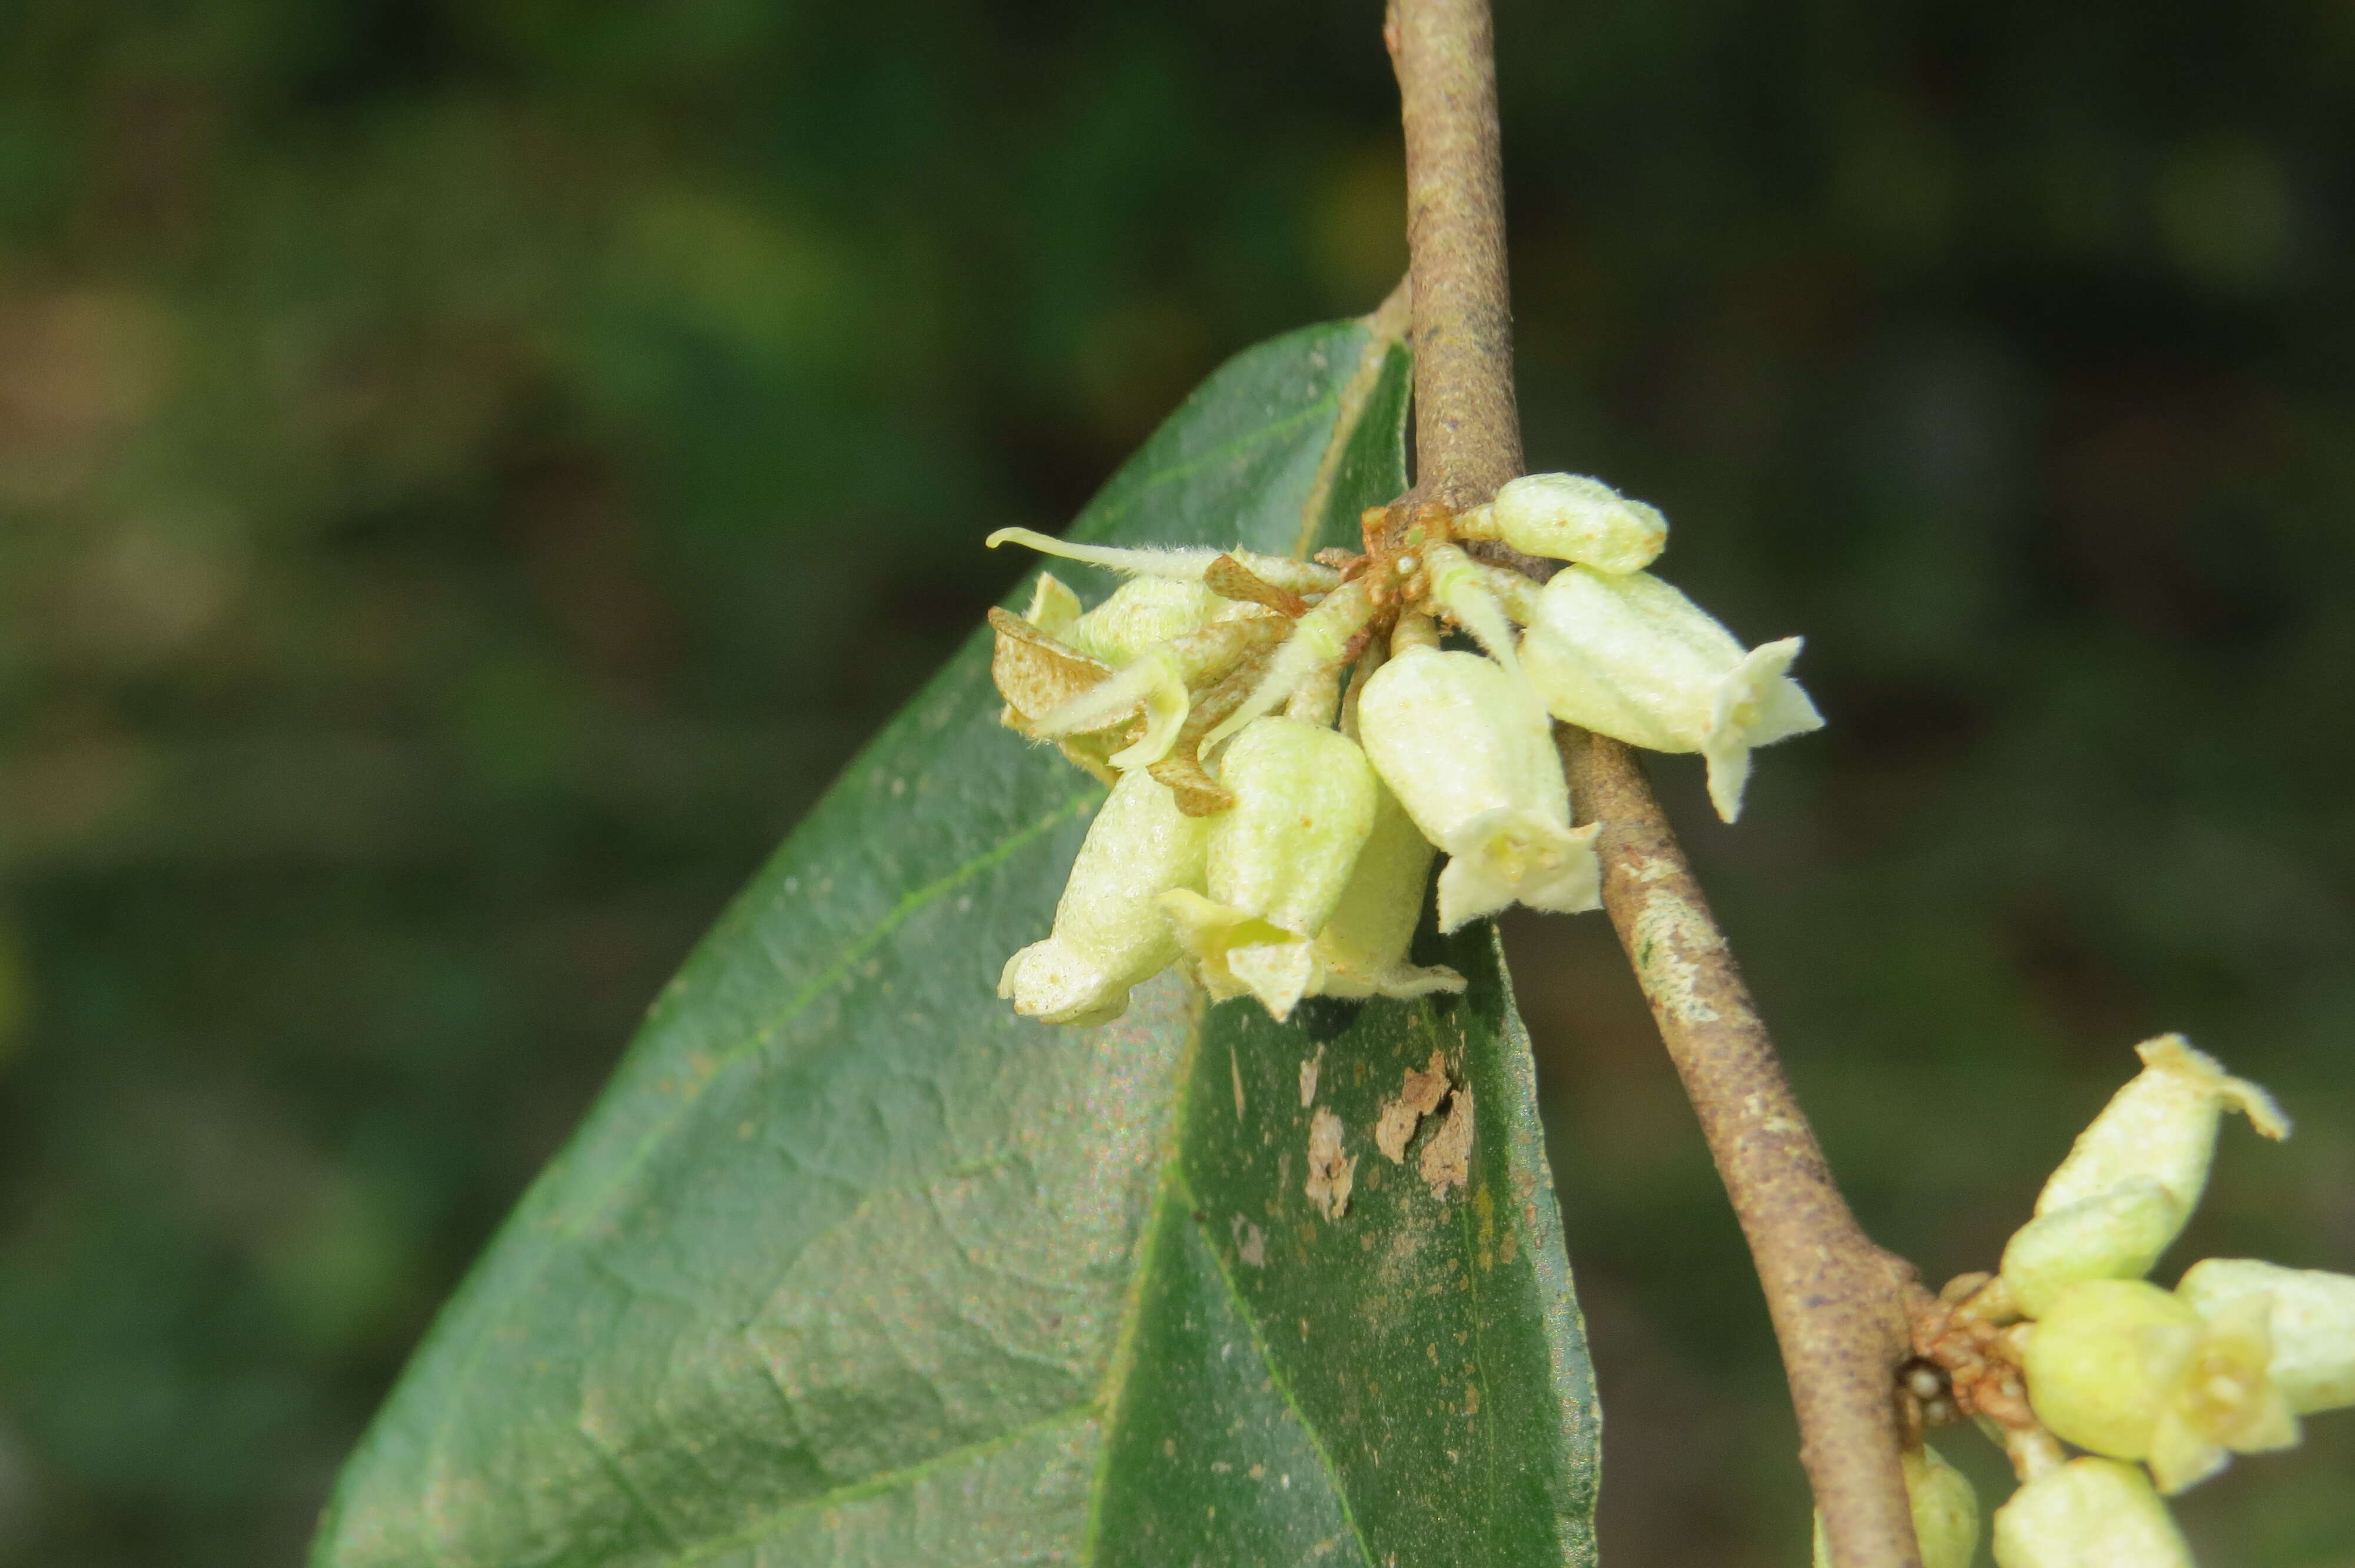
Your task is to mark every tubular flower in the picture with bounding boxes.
[1995,1037,2289,1320]
[2145,1290,2300,1492]
[1355,647,1599,931]
[1455,471,1668,574]
[2178,1258,2355,1415]
[1991,1458,2194,1568]
[1520,566,1822,822]
[2032,1035,2290,1220]
[1908,1039,2344,1542]
[983,469,1820,1024]
[2021,1278,2298,1494]
[2000,1178,2183,1319]
[1307,782,1467,1002]
[2021,1279,2205,1463]
[1812,1444,1978,1568]
[1159,717,1378,1020]
[998,768,1208,1026]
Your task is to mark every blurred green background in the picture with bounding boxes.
[2,0,2350,1563]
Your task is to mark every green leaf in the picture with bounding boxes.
[313,320,1600,1568]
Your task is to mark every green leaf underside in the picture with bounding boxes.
[313,322,1599,1568]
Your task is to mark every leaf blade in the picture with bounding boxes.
[313,320,1598,1568]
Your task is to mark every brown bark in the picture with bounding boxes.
[1388,2,1928,1562]
[1389,0,1521,506]
[1559,732,1927,1568]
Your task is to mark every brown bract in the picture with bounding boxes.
[988,607,1110,727]
[1203,553,1311,617]
[1913,1274,2040,1434]
[987,608,1130,784]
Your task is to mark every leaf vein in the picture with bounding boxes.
[573,1424,689,1555]
[656,1405,1098,1567]
[1169,1167,1379,1568]
[409,790,1103,1519]
[559,786,1099,1237]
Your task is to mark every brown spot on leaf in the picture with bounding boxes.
[1305,1105,1355,1220]
[1419,1085,1474,1197]
[1375,1050,1452,1162]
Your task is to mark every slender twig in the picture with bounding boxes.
[1389,0,1519,506]
[1559,734,1928,1567]
[1385,3,1928,1563]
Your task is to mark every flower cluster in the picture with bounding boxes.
[984,473,1823,1025]
[1846,1036,2355,1568]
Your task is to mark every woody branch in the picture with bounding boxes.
[1385,2,1928,1563]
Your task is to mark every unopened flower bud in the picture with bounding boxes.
[1063,577,1231,667]
[1201,579,1376,750]
[1460,473,1667,574]
[2178,1258,2355,1415]
[1355,646,1600,931]
[2034,1035,2290,1224]
[1159,717,1377,1019]
[2001,1178,2184,1318]
[1308,783,1467,1002]
[1991,1458,2193,1568]
[1422,543,1525,671]
[1810,1443,1978,1568]
[999,769,1208,1026]
[1519,566,1822,822]
[2023,1278,2298,1493]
